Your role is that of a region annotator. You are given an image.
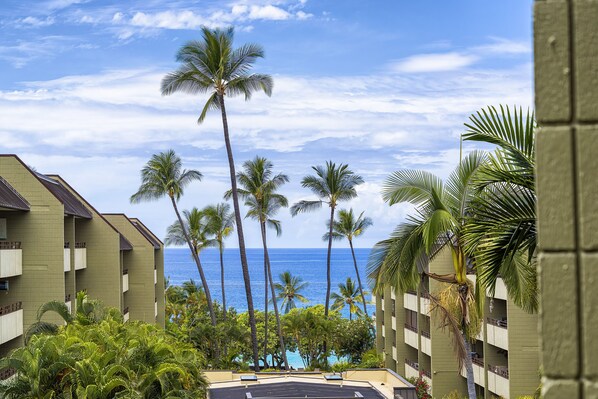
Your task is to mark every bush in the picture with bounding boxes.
[358,349,383,368]
[331,360,354,372]
[407,375,431,399]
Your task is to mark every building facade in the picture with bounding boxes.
[374,245,539,399]
[0,154,165,356]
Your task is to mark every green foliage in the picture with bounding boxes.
[0,310,207,398]
[441,390,467,399]
[274,271,310,313]
[358,349,383,368]
[330,277,366,320]
[330,361,354,373]
[331,317,375,363]
[407,376,432,399]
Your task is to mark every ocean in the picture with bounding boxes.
[165,247,376,368]
[164,247,376,317]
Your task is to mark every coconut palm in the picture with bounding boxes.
[331,277,365,321]
[274,271,309,314]
[165,207,217,324]
[462,105,537,312]
[324,208,372,315]
[367,151,486,399]
[129,151,219,327]
[290,161,363,317]
[203,203,235,318]
[227,156,290,370]
[161,27,272,371]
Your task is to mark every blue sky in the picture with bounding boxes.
[0,0,534,248]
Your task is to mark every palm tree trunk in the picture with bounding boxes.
[218,93,260,371]
[262,221,269,368]
[261,222,290,371]
[170,197,217,328]
[348,239,368,316]
[219,242,226,321]
[322,204,335,368]
[463,330,476,399]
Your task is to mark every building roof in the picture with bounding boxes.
[209,381,386,399]
[35,173,92,219]
[120,234,133,251]
[0,176,29,211]
[130,219,161,249]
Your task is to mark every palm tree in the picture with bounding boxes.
[227,156,290,370]
[161,26,272,371]
[203,203,235,318]
[462,105,537,312]
[331,277,365,321]
[367,151,486,399]
[290,161,363,318]
[274,271,309,314]
[165,207,217,324]
[129,151,219,327]
[324,208,372,316]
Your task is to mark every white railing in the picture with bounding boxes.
[487,278,508,300]
[392,346,397,361]
[486,319,508,350]
[123,307,129,322]
[154,301,158,317]
[421,333,431,356]
[404,325,419,349]
[0,302,23,345]
[74,246,87,270]
[403,292,418,312]
[64,248,70,272]
[391,316,397,330]
[390,290,396,300]
[0,244,22,278]
[419,295,430,315]
[488,365,509,399]
[460,359,485,386]
[154,269,157,285]
[404,360,419,380]
[122,272,129,293]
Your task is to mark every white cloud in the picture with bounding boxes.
[17,16,55,27]
[248,5,291,20]
[391,52,478,73]
[0,36,90,68]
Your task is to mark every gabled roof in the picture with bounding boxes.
[35,173,92,219]
[130,219,161,249]
[0,176,29,211]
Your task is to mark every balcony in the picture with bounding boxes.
[0,242,22,278]
[0,368,16,382]
[421,330,431,356]
[419,292,430,316]
[391,316,396,330]
[421,369,432,388]
[122,269,129,293]
[461,357,486,386]
[486,317,508,350]
[404,323,419,349]
[488,365,509,399]
[0,302,23,345]
[123,307,129,322]
[154,268,157,285]
[390,289,396,300]
[403,291,418,312]
[74,242,87,270]
[392,345,397,361]
[487,278,508,301]
[65,294,72,313]
[64,243,70,272]
[154,300,158,317]
[404,358,419,380]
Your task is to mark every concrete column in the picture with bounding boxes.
[534,0,598,397]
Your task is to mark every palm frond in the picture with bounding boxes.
[290,200,322,216]
[382,170,443,207]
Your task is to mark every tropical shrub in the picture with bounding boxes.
[358,349,383,368]
[407,375,432,399]
[331,317,375,363]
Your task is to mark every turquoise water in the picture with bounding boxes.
[164,247,374,368]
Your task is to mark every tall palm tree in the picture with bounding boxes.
[165,207,217,324]
[331,277,365,321]
[274,271,309,314]
[203,203,235,318]
[324,208,372,315]
[129,151,219,325]
[367,151,486,399]
[227,156,290,370]
[462,105,537,312]
[161,26,272,371]
[290,161,363,318]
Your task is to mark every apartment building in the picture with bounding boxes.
[374,244,539,399]
[0,154,165,356]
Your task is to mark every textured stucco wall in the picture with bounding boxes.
[534,0,598,397]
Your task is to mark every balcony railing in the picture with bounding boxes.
[123,269,128,275]
[406,289,417,295]
[421,330,430,338]
[472,356,484,367]
[75,242,86,248]
[487,317,508,328]
[404,323,418,333]
[123,306,129,314]
[0,301,22,315]
[64,242,70,249]
[65,294,71,302]
[488,364,509,379]
[0,368,16,380]
[405,358,419,370]
[0,242,21,250]
[421,369,431,378]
